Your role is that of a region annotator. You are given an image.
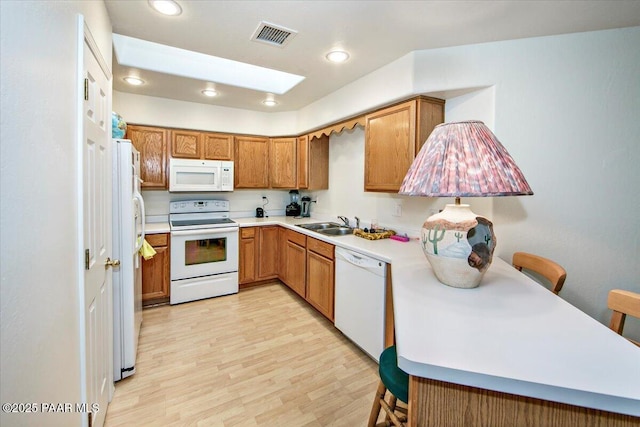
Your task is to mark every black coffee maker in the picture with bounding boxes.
[286,190,301,217]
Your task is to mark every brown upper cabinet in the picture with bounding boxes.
[171,129,233,161]
[203,132,234,160]
[269,137,298,189]
[126,124,168,190]
[234,135,270,188]
[364,97,444,192]
[170,129,201,159]
[235,135,328,190]
[128,95,440,192]
[165,128,330,190]
[298,134,329,190]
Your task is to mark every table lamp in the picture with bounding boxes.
[399,121,533,289]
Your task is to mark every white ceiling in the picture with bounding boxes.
[105,0,640,112]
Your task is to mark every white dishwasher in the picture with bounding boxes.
[334,246,387,362]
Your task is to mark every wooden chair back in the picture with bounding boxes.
[608,289,640,347]
[512,252,567,295]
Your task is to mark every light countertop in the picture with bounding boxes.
[144,215,419,261]
[144,222,170,234]
[392,254,640,417]
[144,215,170,234]
[233,216,419,263]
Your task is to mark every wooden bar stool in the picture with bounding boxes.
[512,251,567,295]
[367,345,409,427]
[608,289,640,347]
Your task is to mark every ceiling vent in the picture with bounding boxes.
[251,21,297,48]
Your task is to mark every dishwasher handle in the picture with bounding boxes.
[335,247,387,277]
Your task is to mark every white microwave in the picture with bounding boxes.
[169,158,234,192]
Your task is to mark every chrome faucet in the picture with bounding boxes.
[337,216,350,227]
[354,216,360,229]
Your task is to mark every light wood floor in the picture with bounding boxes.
[105,282,382,426]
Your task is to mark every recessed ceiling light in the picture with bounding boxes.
[326,50,350,63]
[201,89,218,97]
[148,0,182,16]
[262,99,278,107]
[123,76,144,86]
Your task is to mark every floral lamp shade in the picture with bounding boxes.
[399,121,532,288]
[400,121,532,197]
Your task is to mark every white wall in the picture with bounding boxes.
[0,1,112,426]
[296,53,417,131]
[412,28,640,339]
[117,27,640,342]
[114,91,297,136]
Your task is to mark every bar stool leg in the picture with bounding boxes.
[386,395,397,423]
[368,381,387,427]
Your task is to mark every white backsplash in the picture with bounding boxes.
[142,189,292,218]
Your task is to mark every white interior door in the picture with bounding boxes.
[81,20,113,427]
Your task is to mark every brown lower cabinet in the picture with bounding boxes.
[141,233,170,306]
[239,226,279,285]
[276,227,335,321]
[258,226,279,278]
[283,229,307,298]
[305,237,335,321]
[239,227,257,284]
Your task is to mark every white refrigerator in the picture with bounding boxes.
[112,139,145,381]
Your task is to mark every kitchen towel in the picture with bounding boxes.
[139,239,157,260]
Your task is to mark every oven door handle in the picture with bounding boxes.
[171,227,239,237]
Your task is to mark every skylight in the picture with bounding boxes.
[112,34,305,95]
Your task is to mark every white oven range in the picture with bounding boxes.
[169,200,239,304]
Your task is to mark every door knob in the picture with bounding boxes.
[105,257,121,268]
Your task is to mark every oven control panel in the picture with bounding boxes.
[170,199,229,214]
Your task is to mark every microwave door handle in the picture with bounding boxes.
[171,227,238,237]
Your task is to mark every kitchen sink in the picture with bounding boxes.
[318,227,354,236]
[297,222,354,236]
[297,222,342,230]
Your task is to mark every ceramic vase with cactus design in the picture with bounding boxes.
[420,203,495,289]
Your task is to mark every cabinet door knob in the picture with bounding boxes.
[105,257,121,268]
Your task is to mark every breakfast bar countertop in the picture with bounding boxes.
[391,250,640,417]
